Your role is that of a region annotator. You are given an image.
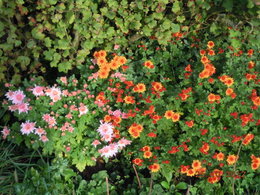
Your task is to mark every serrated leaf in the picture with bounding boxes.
[58,61,72,72]
[177,15,185,23]
[172,1,181,13]
[172,23,180,33]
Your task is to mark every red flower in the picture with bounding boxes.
[185,120,194,128]
[147,132,157,138]
[200,129,208,135]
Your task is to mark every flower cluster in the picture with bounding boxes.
[5,90,30,114]
[128,123,143,138]
[94,50,127,79]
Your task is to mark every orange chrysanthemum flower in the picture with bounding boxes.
[186,169,196,176]
[129,129,140,138]
[180,165,189,174]
[226,88,234,96]
[172,113,180,122]
[132,158,143,166]
[251,155,260,170]
[200,49,206,56]
[97,57,107,66]
[211,169,223,177]
[117,56,127,65]
[224,77,234,87]
[227,155,238,165]
[142,145,151,152]
[143,151,153,158]
[192,160,202,170]
[207,41,215,49]
[164,110,174,119]
[216,152,225,161]
[248,61,255,69]
[208,93,216,102]
[148,163,160,172]
[124,96,135,104]
[201,56,209,64]
[133,83,146,93]
[143,60,154,69]
[242,134,254,145]
[152,82,163,91]
[110,60,120,70]
[99,50,107,58]
[208,49,215,56]
[104,115,112,122]
[113,116,122,124]
[93,51,100,58]
[98,70,109,79]
[252,96,260,106]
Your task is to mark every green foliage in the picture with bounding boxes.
[0,141,44,194]
[14,158,78,195]
[0,0,258,86]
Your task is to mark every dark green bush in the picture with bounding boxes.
[0,0,258,85]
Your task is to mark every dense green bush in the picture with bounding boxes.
[0,0,258,86]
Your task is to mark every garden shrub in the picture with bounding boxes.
[1,34,259,193]
[0,0,258,87]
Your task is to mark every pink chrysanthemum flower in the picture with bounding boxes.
[10,90,25,104]
[97,122,114,137]
[2,126,10,139]
[42,114,51,122]
[8,104,19,112]
[62,90,69,96]
[17,103,30,114]
[32,86,45,96]
[65,113,72,119]
[92,140,101,148]
[117,138,132,149]
[5,90,15,101]
[60,77,67,85]
[48,117,56,127]
[35,127,46,136]
[45,87,62,102]
[40,135,49,142]
[102,133,113,142]
[79,104,89,116]
[98,143,119,158]
[21,121,36,135]
[113,110,122,118]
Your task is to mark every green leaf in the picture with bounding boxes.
[58,61,72,72]
[31,27,45,40]
[17,56,30,67]
[66,12,75,24]
[63,168,76,181]
[142,25,152,36]
[247,0,255,8]
[75,159,86,172]
[57,39,70,50]
[176,182,187,190]
[161,19,171,30]
[161,167,172,183]
[161,181,170,189]
[172,23,180,33]
[177,15,185,23]
[172,1,181,13]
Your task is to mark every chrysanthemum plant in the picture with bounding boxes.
[2,37,259,187]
